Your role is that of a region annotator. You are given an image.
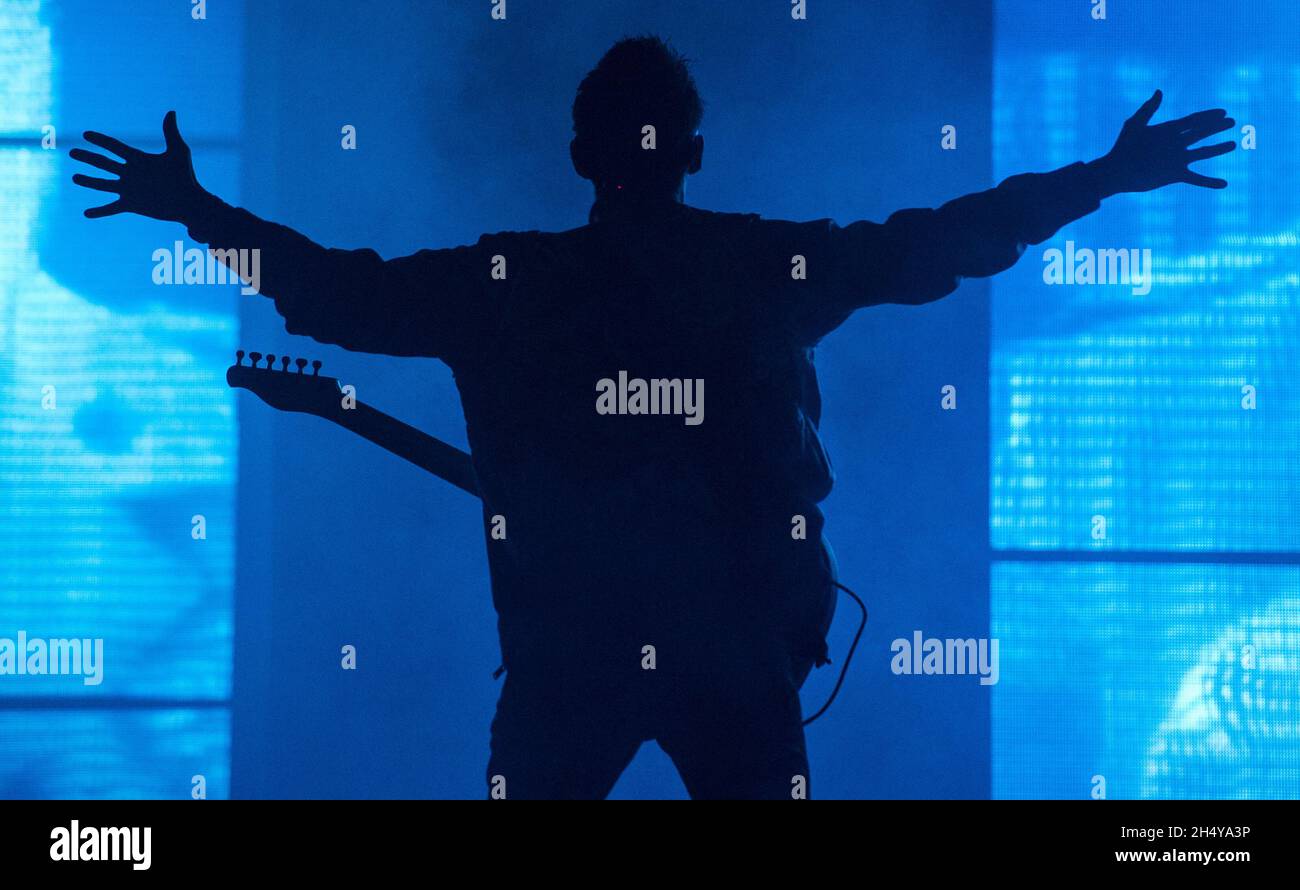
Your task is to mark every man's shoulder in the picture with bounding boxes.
[681,205,762,226]
[682,206,840,241]
[464,206,834,253]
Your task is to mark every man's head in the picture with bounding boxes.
[571,36,704,200]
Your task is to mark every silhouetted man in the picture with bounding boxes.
[72,37,1234,799]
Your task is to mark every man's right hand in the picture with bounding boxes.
[71,111,210,222]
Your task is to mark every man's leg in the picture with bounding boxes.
[656,633,812,800]
[485,667,644,800]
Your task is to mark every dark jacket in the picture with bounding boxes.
[187,162,1102,673]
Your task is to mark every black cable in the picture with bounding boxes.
[802,580,868,726]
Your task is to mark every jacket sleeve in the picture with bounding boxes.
[184,196,502,362]
[776,161,1107,343]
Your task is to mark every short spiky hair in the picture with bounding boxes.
[572,36,704,186]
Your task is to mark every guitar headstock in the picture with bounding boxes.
[226,349,342,417]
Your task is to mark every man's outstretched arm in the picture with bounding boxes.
[70,112,491,359]
[800,90,1235,331]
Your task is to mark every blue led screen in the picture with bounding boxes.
[991,0,1300,798]
[0,0,241,799]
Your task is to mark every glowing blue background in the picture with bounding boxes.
[991,0,1300,797]
[3,0,1295,800]
[0,0,240,797]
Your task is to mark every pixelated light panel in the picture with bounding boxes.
[992,561,1300,800]
[991,0,1300,552]
[0,0,238,798]
[991,0,1300,802]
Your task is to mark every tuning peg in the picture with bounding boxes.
[311,360,322,377]
[249,352,262,367]
[279,355,290,371]
[235,350,245,366]
[265,353,276,369]
[295,358,307,374]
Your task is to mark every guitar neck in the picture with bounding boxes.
[324,401,480,498]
